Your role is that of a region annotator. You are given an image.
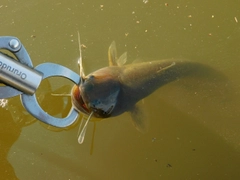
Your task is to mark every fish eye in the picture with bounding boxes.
[85,75,94,82]
[89,75,94,79]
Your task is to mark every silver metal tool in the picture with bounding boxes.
[0,52,42,95]
[0,36,80,128]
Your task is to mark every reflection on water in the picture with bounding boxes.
[0,78,74,179]
[0,0,240,179]
[0,99,21,180]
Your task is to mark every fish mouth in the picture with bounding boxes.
[89,105,114,118]
[71,85,90,115]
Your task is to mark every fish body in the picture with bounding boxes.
[77,60,176,117]
[71,41,224,133]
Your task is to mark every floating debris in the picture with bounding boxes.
[143,0,149,4]
[152,137,156,142]
[81,44,87,49]
[234,17,238,23]
[166,164,172,168]
[0,99,8,108]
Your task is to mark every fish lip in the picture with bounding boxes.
[71,85,90,115]
[90,107,112,118]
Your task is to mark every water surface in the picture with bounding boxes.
[0,0,240,179]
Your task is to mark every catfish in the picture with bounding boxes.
[71,35,226,143]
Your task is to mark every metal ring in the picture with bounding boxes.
[21,63,80,128]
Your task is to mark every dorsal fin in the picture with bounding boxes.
[116,52,127,66]
[108,41,118,66]
[108,41,128,66]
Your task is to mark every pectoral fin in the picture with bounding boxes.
[77,31,85,78]
[129,104,148,133]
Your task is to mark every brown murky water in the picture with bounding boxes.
[0,0,240,179]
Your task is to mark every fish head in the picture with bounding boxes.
[72,39,124,118]
[72,67,121,118]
